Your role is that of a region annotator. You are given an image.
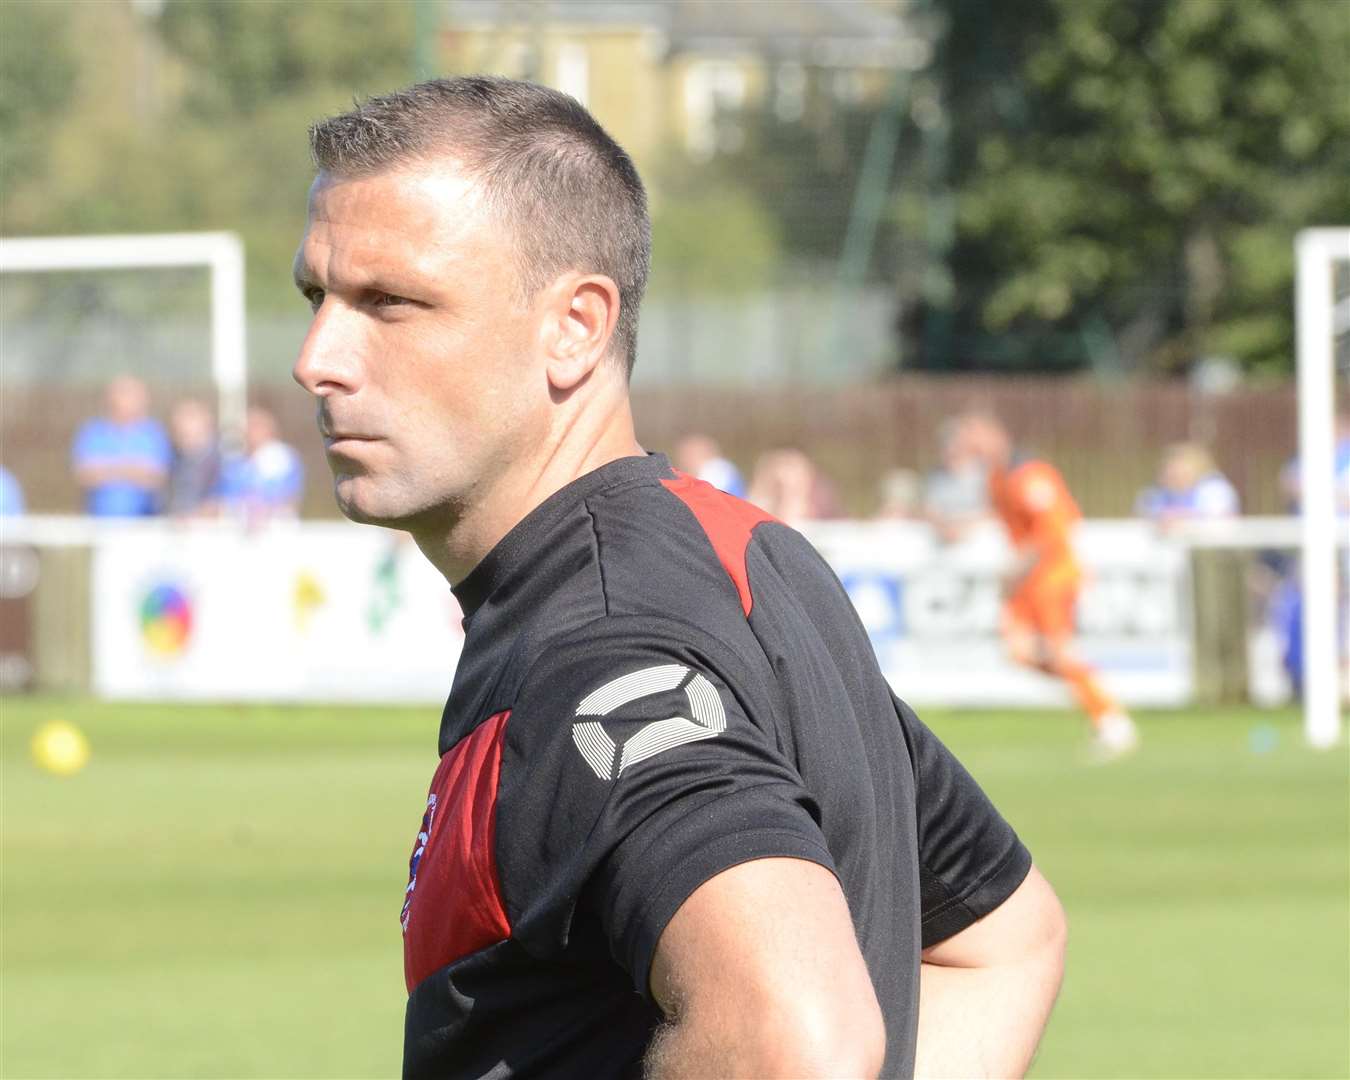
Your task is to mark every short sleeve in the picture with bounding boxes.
[493,615,835,999]
[896,695,1032,948]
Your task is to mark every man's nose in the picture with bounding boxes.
[293,301,362,396]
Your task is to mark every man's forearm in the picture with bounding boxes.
[914,865,1066,1078]
[915,948,1063,1079]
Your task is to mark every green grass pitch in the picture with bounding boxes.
[2,698,1347,1078]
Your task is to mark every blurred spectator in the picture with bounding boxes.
[674,434,745,497]
[1134,442,1239,528]
[219,406,305,521]
[876,468,921,519]
[1279,408,1350,515]
[1268,408,1350,697]
[71,374,171,517]
[0,465,25,516]
[747,449,842,523]
[166,398,223,517]
[922,418,991,541]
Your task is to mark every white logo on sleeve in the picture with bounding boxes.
[571,664,727,780]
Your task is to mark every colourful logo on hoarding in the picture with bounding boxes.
[140,583,193,656]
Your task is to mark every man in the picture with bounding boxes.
[218,406,305,522]
[922,417,992,543]
[959,412,1139,758]
[1134,442,1240,530]
[165,398,223,517]
[293,78,1065,1078]
[673,433,745,497]
[70,374,171,517]
[746,447,842,522]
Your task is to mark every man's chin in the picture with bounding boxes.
[332,474,461,534]
[333,479,437,531]
[335,501,385,527]
[333,479,398,528]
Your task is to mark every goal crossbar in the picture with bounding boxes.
[0,232,248,447]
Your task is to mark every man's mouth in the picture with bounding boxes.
[319,414,379,443]
[324,435,380,456]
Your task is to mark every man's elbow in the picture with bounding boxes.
[758,992,886,1078]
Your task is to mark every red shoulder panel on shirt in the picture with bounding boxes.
[661,471,777,616]
[402,709,512,993]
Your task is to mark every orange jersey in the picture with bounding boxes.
[989,458,1081,574]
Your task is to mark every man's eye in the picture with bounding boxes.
[372,292,408,308]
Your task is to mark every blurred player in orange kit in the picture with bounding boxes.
[958,412,1140,758]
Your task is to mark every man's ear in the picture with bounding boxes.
[540,273,621,392]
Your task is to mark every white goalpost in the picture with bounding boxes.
[0,232,248,448]
[1295,227,1349,749]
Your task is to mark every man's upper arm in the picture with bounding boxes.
[495,615,839,996]
[648,857,885,1077]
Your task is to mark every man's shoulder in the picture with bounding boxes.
[72,417,110,445]
[583,470,841,633]
[582,470,783,619]
[518,610,760,698]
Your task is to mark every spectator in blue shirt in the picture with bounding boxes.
[674,434,745,498]
[219,405,304,522]
[1280,409,1350,516]
[1270,409,1350,697]
[0,465,25,516]
[1134,442,1240,529]
[71,375,171,517]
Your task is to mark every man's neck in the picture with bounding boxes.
[411,390,645,587]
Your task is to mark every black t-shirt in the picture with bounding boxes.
[401,453,1031,1078]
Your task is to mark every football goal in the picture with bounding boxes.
[1295,227,1350,748]
[0,232,247,448]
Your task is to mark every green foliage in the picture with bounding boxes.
[0,1,416,314]
[157,0,414,118]
[0,1,77,198]
[647,88,911,300]
[923,0,1350,373]
[649,180,782,295]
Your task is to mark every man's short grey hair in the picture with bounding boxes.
[309,76,651,374]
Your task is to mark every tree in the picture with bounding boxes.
[0,0,416,338]
[0,1,77,201]
[912,0,1350,374]
[156,0,414,120]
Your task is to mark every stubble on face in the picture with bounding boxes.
[294,161,547,540]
